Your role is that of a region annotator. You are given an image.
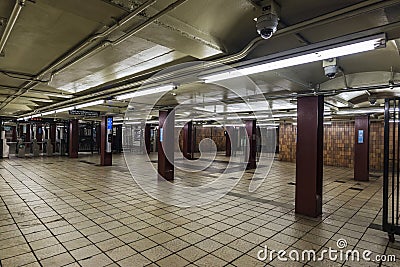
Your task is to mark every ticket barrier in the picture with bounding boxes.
[32,139,40,157]
[46,139,53,156]
[17,139,25,158]
[1,131,9,158]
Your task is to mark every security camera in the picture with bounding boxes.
[322,58,338,79]
[369,96,377,105]
[256,0,280,40]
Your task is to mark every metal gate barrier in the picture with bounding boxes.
[383,98,400,242]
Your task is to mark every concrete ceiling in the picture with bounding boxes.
[0,0,400,121]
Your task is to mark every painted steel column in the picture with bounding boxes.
[36,124,43,150]
[158,109,175,181]
[12,126,17,142]
[225,126,233,157]
[0,118,3,157]
[182,121,193,160]
[69,119,79,158]
[144,124,151,154]
[245,120,257,170]
[25,124,31,148]
[115,125,123,153]
[354,115,370,181]
[50,123,56,153]
[295,96,324,218]
[100,116,113,166]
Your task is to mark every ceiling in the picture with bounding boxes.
[0,0,400,123]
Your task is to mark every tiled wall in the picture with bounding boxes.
[370,122,384,171]
[278,121,384,171]
[194,127,226,152]
[324,122,354,168]
[278,123,296,162]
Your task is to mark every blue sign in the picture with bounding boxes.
[107,118,113,130]
[160,128,163,142]
[358,130,364,144]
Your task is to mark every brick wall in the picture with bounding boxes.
[278,121,384,171]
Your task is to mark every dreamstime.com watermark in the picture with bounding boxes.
[257,238,397,263]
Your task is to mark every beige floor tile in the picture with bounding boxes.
[40,252,75,267]
[70,245,101,261]
[106,245,136,261]
[177,246,208,262]
[141,245,173,262]
[156,254,189,267]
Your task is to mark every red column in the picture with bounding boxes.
[100,116,112,166]
[158,110,175,181]
[354,115,370,181]
[225,126,233,157]
[36,124,43,150]
[25,124,31,148]
[182,121,193,160]
[245,120,257,170]
[50,123,56,153]
[12,126,17,142]
[144,124,151,154]
[69,119,79,158]
[295,96,324,218]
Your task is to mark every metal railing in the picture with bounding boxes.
[383,98,400,242]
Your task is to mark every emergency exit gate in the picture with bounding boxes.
[383,98,400,241]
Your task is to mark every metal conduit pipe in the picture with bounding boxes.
[52,0,190,75]
[0,0,157,111]
[48,0,157,74]
[0,0,25,55]
[17,0,400,115]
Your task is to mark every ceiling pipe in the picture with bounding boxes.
[52,0,190,75]
[0,0,157,110]
[15,0,400,116]
[0,0,25,56]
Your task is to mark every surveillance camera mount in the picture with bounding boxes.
[256,0,280,40]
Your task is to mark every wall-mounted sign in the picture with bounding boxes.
[160,128,164,142]
[69,110,100,117]
[107,117,113,130]
[358,130,364,144]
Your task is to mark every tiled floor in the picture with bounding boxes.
[0,154,399,267]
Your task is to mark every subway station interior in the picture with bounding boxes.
[1,0,400,266]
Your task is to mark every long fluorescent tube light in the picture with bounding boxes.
[31,114,41,118]
[203,35,385,83]
[336,108,383,115]
[31,98,53,103]
[55,107,74,113]
[116,85,174,101]
[44,93,73,99]
[42,111,56,116]
[75,100,105,109]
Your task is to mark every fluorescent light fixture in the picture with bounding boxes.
[324,122,332,125]
[258,123,279,127]
[203,35,385,83]
[23,116,31,120]
[31,98,53,103]
[75,100,105,109]
[146,120,158,124]
[44,93,73,99]
[41,111,55,116]
[175,117,224,122]
[17,118,24,121]
[202,125,223,128]
[116,85,174,101]
[31,114,41,118]
[55,107,74,113]
[336,108,383,115]
[273,113,297,118]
